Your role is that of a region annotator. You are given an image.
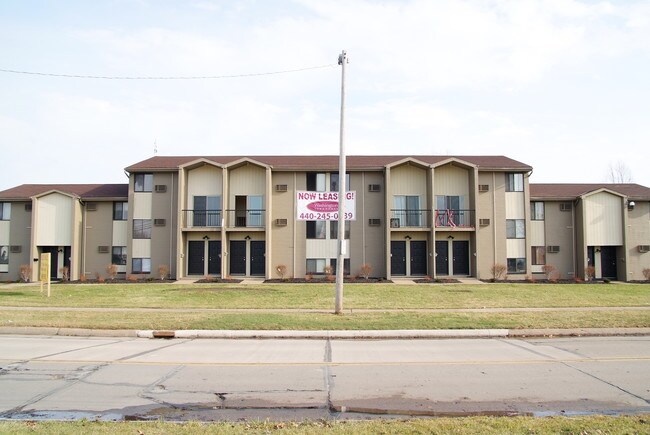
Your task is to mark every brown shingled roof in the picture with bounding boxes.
[0,184,128,200]
[125,155,532,172]
[530,183,650,200]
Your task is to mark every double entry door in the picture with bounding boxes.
[391,240,427,276]
[230,240,266,276]
[435,240,469,276]
[187,240,221,276]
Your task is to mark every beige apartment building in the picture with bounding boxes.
[1,155,649,282]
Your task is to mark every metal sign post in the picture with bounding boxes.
[335,50,348,314]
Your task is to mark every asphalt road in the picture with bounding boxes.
[0,335,648,421]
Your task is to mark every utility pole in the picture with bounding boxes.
[335,50,348,314]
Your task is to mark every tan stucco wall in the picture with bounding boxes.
[625,201,650,281]
[4,202,31,281]
[151,173,178,278]
[543,201,576,279]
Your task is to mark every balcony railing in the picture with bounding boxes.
[226,209,266,228]
[434,209,474,228]
[182,210,222,228]
[390,209,430,228]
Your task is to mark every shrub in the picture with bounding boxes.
[158,265,169,281]
[305,273,313,281]
[324,265,334,277]
[97,275,105,283]
[491,263,507,281]
[19,265,32,283]
[275,264,287,280]
[106,264,118,281]
[643,268,650,281]
[79,273,87,282]
[541,265,556,281]
[359,263,372,280]
[59,266,69,281]
[126,274,138,282]
[584,266,595,281]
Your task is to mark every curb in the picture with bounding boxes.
[1,327,649,339]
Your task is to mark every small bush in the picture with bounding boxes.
[158,265,170,281]
[59,266,69,281]
[585,266,595,281]
[643,268,650,281]
[97,275,105,283]
[79,273,87,282]
[126,274,138,282]
[305,273,313,281]
[106,264,118,281]
[19,265,32,283]
[359,263,372,280]
[324,265,334,277]
[541,264,556,281]
[491,263,507,281]
[275,264,287,280]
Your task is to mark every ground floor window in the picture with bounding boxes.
[507,258,526,274]
[531,247,546,265]
[132,258,151,274]
[112,246,127,265]
[306,258,326,274]
[330,258,350,275]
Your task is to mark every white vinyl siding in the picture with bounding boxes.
[187,165,222,203]
[112,221,128,246]
[391,164,427,200]
[584,192,623,246]
[434,164,470,197]
[229,164,265,205]
[35,193,73,246]
[132,193,152,219]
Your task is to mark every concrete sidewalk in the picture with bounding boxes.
[1,326,648,339]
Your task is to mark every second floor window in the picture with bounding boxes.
[133,219,152,239]
[113,202,128,220]
[506,219,525,239]
[531,202,544,220]
[193,196,221,226]
[393,195,421,227]
[134,174,153,192]
[506,173,524,192]
[0,203,10,220]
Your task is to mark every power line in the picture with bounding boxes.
[0,63,336,80]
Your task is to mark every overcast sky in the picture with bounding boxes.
[1,0,649,193]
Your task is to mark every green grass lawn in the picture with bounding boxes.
[1,282,649,309]
[1,282,648,330]
[1,308,648,330]
[0,416,647,434]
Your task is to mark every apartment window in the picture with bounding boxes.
[133,219,152,239]
[132,258,151,274]
[506,219,525,239]
[111,246,127,265]
[0,203,10,220]
[113,202,128,220]
[507,258,526,274]
[531,247,546,265]
[531,202,544,220]
[306,221,326,239]
[134,174,153,192]
[393,195,421,227]
[329,221,350,239]
[329,173,351,192]
[330,258,350,276]
[505,173,524,192]
[306,258,326,274]
[306,173,326,192]
[193,195,221,226]
[0,245,8,266]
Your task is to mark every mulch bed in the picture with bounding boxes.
[264,278,391,284]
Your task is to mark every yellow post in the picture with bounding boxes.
[40,253,51,297]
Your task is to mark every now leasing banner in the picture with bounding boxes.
[296,191,356,221]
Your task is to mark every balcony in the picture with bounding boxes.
[182,210,222,228]
[226,209,266,228]
[434,209,474,228]
[390,209,430,228]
